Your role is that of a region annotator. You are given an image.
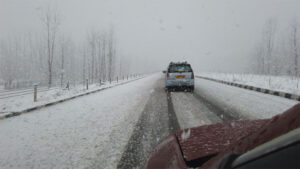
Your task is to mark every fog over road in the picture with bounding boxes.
[0,73,297,169]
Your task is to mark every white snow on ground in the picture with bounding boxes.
[198,72,300,95]
[171,92,221,129]
[195,78,299,119]
[0,74,160,169]
[0,77,140,114]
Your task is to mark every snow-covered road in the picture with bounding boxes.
[0,73,298,169]
[194,78,298,119]
[171,92,221,129]
[0,74,160,169]
[167,78,298,130]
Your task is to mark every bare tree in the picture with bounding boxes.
[60,37,66,87]
[107,28,115,81]
[290,18,299,76]
[87,31,100,83]
[97,35,102,82]
[0,18,135,90]
[100,35,107,81]
[261,18,277,74]
[82,45,87,85]
[251,43,264,74]
[41,5,60,88]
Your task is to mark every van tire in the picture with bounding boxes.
[190,86,194,92]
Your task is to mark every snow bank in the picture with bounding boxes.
[197,72,300,95]
[0,77,142,114]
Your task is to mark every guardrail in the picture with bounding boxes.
[196,76,300,101]
[0,75,141,101]
[0,76,145,120]
[0,86,60,100]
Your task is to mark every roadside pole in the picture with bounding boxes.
[33,84,38,102]
[66,81,70,90]
[86,79,89,90]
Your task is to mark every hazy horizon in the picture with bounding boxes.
[1,0,300,73]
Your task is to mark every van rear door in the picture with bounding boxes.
[168,64,193,80]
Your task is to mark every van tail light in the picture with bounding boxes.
[191,72,194,79]
[167,72,170,78]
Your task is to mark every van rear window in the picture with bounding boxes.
[168,64,192,73]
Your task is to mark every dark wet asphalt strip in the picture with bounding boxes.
[117,78,180,169]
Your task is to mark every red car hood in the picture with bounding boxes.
[176,119,268,162]
[145,104,300,169]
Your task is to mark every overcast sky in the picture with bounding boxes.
[1,0,300,72]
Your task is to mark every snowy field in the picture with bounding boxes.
[0,77,141,114]
[0,74,160,169]
[197,72,300,95]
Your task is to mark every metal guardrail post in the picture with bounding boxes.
[66,81,70,90]
[34,84,38,102]
[86,79,89,90]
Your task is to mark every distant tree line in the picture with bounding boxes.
[251,17,300,77]
[0,6,134,89]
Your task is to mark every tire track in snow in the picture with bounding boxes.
[117,78,180,169]
[170,85,251,130]
[171,92,222,129]
[192,91,247,121]
[166,91,181,133]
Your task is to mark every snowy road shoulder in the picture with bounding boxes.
[196,75,300,101]
[197,72,300,96]
[0,77,143,115]
[0,77,144,120]
[195,78,299,119]
[0,74,160,169]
